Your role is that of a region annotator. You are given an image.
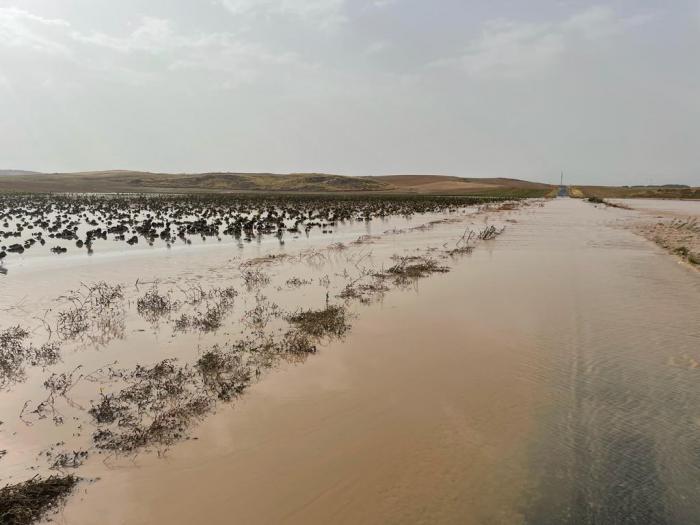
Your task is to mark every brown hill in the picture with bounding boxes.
[0,171,391,193]
[371,175,550,194]
[573,185,700,200]
[0,170,554,196]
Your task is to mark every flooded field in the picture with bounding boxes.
[610,199,700,269]
[1,196,699,524]
[611,198,700,218]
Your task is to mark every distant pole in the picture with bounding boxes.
[561,170,564,186]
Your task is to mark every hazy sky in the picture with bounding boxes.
[1,1,698,185]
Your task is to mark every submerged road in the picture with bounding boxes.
[60,198,700,524]
[515,199,700,523]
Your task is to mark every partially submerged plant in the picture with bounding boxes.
[196,346,251,401]
[0,192,509,260]
[285,277,312,288]
[241,268,270,290]
[287,305,350,339]
[136,284,180,324]
[586,197,629,209]
[477,225,506,241]
[446,228,475,257]
[0,326,60,388]
[56,281,125,343]
[0,474,78,525]
[89,359,212,453]
[282,329,317,357]
[48,450,88,471]
[385,256,449,284]
[337,269,389,304]
[174,286,237,333]
[242,294,282,330]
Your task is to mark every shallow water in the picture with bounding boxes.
[0,204,503,480]
[612,198,700,218]
[3,198,700,524]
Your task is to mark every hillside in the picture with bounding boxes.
[0,171,554,195]
[0,169,41,176]
[0,171,391,193]
[371,175,552,197]
[573,185,700,200]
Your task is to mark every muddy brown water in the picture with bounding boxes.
[3,198,700,524]
[612,198,700,218]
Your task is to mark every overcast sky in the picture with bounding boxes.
[1,1,698,185]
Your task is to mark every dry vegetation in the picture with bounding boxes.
[0,327,60,389]
[136,285,180,324]
[87,302,347,454]
[385,256,450,284]
[635,217,700,267]
[287,305,350,339]
[56,282,125,344]
[0,475,78,525]
[89,359,212,452]
[585,196,630,209]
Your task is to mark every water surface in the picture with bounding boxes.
[49,198,700,524]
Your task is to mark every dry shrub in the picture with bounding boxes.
[287,305,350,339]
[477,225,506,240]
[196,347,251,401]
[385,256,449,283]
[285,277,312,288]
[446,228,475,257]
[241,268,270,290]
[337,273,389,304]
[136,284,180,324]
[90,359,211,452]
[174,286,237,333]
[179,283,208,305]
[242,294,281,330]
[0,326,60,388]
[48,450,88,471]
[0,475,78,525]
[56,282,125,342]
[282,330,317,356]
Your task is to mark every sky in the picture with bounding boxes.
[0,1,698,185]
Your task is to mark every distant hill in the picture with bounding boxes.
[0,171,390,193]
[0,170,554,196]
[370,175,551,195]
[573,185,700,200]
[0,170,41,176]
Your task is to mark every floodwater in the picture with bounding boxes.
[612,198,700,218]
[3,198,700,524]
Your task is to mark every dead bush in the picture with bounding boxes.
[287,305,349,339]
[0,475,78,525]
